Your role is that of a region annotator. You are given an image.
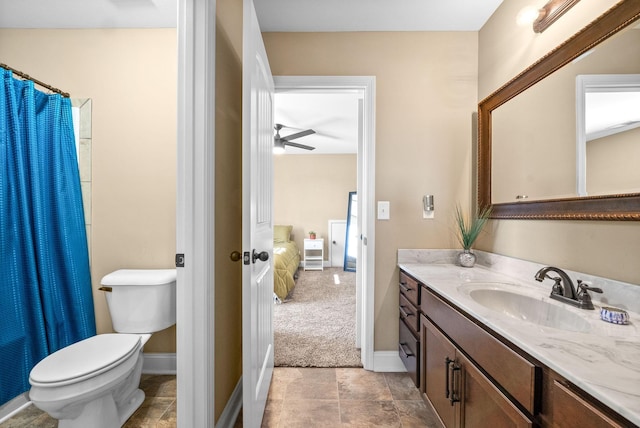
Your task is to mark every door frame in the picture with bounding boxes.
[274,76,376,369]
[176,0,216,426]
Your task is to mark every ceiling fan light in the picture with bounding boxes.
[273,139,286,154]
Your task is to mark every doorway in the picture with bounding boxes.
[274,76,376,368]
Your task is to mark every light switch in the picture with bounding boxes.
[377,201,390,220]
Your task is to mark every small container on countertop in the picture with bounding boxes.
[600,306,629,325]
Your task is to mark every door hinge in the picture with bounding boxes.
[175,253,185,267]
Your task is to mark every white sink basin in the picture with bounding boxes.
[466,287,592,333]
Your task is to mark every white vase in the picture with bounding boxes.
[458,249,476,268]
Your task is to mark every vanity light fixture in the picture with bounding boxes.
[533,0,581,33]
[516,6,541,27]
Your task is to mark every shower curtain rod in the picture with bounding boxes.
[1,63,70,98]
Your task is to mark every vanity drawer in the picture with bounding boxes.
[399,271,420,307]
[399,318,419,387]
[423,289,539,414]
[399,293,419,335]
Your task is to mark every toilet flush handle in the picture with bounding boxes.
[98,286,112,292]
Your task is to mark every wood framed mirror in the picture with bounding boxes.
[478,1,640,220]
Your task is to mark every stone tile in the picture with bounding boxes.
[284,379,338,400]
[123,397,175,427]
[156,400,177,428]
[336,368,392,401]
[277,399,341,428]
[139,374,177,398]
[0,406,56,428]
[293,368,336,382]
[395,400,442,428]
[339,400,401,427]
[261,399,282,427]
[267,375,289,400]
[383,373,422,400]
[273,367,338,400]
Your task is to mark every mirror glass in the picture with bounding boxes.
[344,191,357,272]
[577,73,640,196]
[491,20,640,204]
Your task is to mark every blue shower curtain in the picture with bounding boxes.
[0,69,96,405]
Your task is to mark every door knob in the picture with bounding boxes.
[229,251,242,262]
[252,250,269,263]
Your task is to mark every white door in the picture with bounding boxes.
[242,1,275,427]
[329,220,347,267]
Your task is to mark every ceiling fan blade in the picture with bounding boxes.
[284,141,315,150]
[282,129,315,141]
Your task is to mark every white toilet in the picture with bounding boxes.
[28,269,177,428]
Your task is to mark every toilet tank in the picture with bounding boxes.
[101,269,177,333]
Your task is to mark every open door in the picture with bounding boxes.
[242,1,275,426]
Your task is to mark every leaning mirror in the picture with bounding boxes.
[344,191,357,272]
[479,1,640,220]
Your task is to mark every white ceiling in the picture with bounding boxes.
[0,0,503,31]
[275,92,360,155]
[0,0,503,154]
[255,0,503,32]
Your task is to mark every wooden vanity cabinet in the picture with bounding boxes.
[400,268,637,428]
[399,271,421,387]
[422,315,533,428]
[422,287,538,415]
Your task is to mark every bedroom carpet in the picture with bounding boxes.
[274,267,362,368]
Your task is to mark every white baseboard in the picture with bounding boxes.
[373,351,406,372]
[0,393,31,424]
[217,377,243,428]
[142,352,177,374]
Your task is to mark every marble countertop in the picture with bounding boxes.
[398,250,640,426]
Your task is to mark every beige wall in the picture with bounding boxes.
[477,0,640,286]
[274,154,356,255]
[0,29,178,352]
[588,127,640,195]
[214,0,244,421]
[264,31,479,351]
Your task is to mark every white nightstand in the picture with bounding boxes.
[303,238,324,271]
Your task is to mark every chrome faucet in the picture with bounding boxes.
[534,266,603,310]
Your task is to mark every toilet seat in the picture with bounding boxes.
[30,334,141,387]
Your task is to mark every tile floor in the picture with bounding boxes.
[1,368,441,427]
[261,367,441,427]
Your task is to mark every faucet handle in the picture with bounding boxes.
[576,280,602,310]
[577,279,603,294]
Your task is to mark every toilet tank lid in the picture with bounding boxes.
[101,269,177,286]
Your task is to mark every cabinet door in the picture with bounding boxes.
[424,319,457,428]
[552,381,625,428]
[458,351,533,428]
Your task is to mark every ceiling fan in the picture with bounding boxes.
[274,123,316,152]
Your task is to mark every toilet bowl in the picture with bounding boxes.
[28,269,176,428]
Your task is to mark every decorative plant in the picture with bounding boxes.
[454,205,492,251]
[308,230,316,239]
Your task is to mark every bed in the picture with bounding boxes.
[273,225,300,301]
